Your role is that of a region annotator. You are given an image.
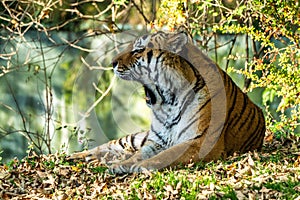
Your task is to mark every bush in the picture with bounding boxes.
[156,0,300,138]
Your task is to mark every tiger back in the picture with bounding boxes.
[70,31,266,174]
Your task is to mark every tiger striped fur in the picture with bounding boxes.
[70,31,266,174]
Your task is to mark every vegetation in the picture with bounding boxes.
[0,0,299,199]
[1,141,300,199]
[158,0,300,138]
[0,0,148,160]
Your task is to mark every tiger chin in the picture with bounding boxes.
[70,31,266,174]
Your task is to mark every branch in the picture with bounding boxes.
[225,35,237,71]
[81,75,116,118]
[131,0,151,24]
[81,56,113,70]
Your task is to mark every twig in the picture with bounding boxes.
[60,37,95,53]
[131,0,151,24]
[243,33,251,91]
[81,56,113,71]
[4,76,40,148]
[225,35,237,72]
[82,75,116,118]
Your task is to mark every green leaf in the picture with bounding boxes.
[262,88,276,105]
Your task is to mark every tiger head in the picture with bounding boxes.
[112,31,192,81]
[112,31,199,107]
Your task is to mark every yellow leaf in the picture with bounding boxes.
[71,166,81,172]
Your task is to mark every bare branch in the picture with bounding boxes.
[82,75,116,118]
[81,56,113,71]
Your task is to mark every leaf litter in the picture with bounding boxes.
[0,137,300,199]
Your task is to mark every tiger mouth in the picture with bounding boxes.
[114,68,132,80]
[112,61,132,80]
[144,86,156,106]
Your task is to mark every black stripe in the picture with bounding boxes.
[227,92,248,131]
[155,85,164,103]
[240,109,256,147]
[176,89,198,117]
[246,107,262,143]
[151,125,168,146]
[193,78,206,93]
[198,97,211,113]
[140,131,149,147]
[147,50,153,64]
[243,125,264,151]
[165,110,182,129]
[145,144,157,153]
[152,111,165,124]
[227,79,237,117]
[225,80,239,128]
[234,93,250,131]
[144,86,157,105]
[126,135,132,147]
[177,98,211,139]
[182,59,206,94]
[130,134,136,151]
[153,52,164,81]
[189,97,211,121]
[118,138,125,149]
[241,132,262,151]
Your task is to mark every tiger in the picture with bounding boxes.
[70,31,266,174]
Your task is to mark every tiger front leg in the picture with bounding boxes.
[109,143,190,174]
[69,144,124,164]
[109,142,167,174]
[69,131,149,165]
[110,136,225,174]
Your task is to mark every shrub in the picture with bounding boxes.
[156,0,300,138]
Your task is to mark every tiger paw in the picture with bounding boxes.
[109,163,152,175]
[109,164,130,175]
[68,150,98,162]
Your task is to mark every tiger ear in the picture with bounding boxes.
[175,31,193,45]
[176,26,193,44]
[167,30,193,53]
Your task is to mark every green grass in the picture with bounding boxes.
[264,180,300,199]
[126,167,242,199]
[1,141,300,199]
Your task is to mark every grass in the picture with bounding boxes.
[264,180,300,199]
[0,139,300,199]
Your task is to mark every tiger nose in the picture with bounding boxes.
[112,60,118,68]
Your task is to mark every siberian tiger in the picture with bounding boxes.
[70,31,266,174]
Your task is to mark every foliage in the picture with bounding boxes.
[1,1,300,198]
[156,0,187,30]
[1,140,300,199]
[156,0,300,137]
[1,0,299,164]
[0,0,154,161]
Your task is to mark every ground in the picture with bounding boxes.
[1,137,300,199]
